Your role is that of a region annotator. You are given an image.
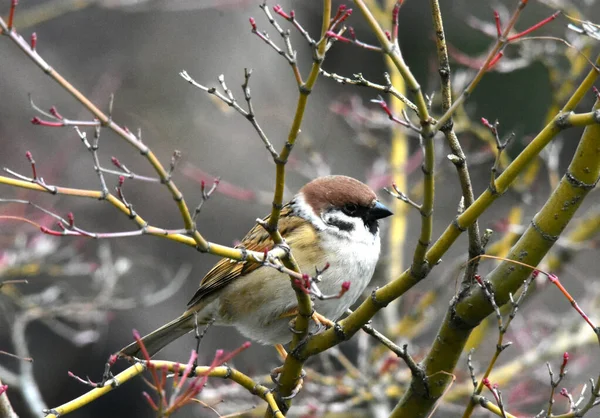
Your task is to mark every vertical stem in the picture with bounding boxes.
[429,0,481,277]
[354,0,435,279]
[385,69,408,329]
[270,2,332,416]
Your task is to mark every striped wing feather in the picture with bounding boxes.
[186,205,304,307]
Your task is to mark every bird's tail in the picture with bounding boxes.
[119,313,195,358]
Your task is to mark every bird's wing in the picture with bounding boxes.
[186,205,306,308]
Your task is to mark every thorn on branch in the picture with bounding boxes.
[487,51,504,70]
[40,225,61,236]
[560,352,569,376]
[507,11,561,42]
[31,107,98,127]
[330,5,347,27]
[314,262,331,279]
[31,116,63,127]
[7,0,17,31]
[560,387,575,410]
[545,351,572,416]
[273,4,291,20]
[106,155,157,182]
[67,371,104,388]
[30,32,37,50]
[49,106,62,120]
[25,151,37,179]
[250,8,298,68]
[482,378,507,417]
[329,5,352,32]
[202,178,219,200]
[193,177,220,221]
[115,176,134,218]
[169,150,182,176]
[473,274,503,330]
[481,117,513,193]
[3,165,56,193]
[391,1,403,44]
[467,349,478,389]
[385,183,421,211]
[494,11,502,38]
[115,176,125,202]
[108,93,114,119]
[28,96,63,122]
[371,95,413,129]
[325,28,383,52]
[325,30,350,43]
[111,157,127,173]
[268,4,314,47]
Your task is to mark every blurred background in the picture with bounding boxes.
[1,0,600,417]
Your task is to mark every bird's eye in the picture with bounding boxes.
[342,203,358,216]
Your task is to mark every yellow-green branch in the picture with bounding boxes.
[44,362,282,418]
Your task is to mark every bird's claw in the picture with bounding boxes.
[270,366,306,400]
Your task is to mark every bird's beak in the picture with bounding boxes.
[368,201,393,220]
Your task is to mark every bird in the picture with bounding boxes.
[119,175,393,358]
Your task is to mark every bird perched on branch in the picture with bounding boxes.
[120,175,392,357]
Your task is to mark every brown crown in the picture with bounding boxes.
[300,175,377,213]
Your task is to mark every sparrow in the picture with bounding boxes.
[119,175,392,358]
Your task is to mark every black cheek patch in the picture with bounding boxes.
[327,217,355,232]
[364,219,379,235]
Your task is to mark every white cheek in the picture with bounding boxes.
[292,194,327,230]
[322,210,376,245]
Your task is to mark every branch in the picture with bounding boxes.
[353,0,435,278]
[0,14,207,252]
[283,53,600,408]
[42,361,282,418]
[430,0,483,285]
[270,0,332,412]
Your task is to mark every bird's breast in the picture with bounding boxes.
[310,228,381,320]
